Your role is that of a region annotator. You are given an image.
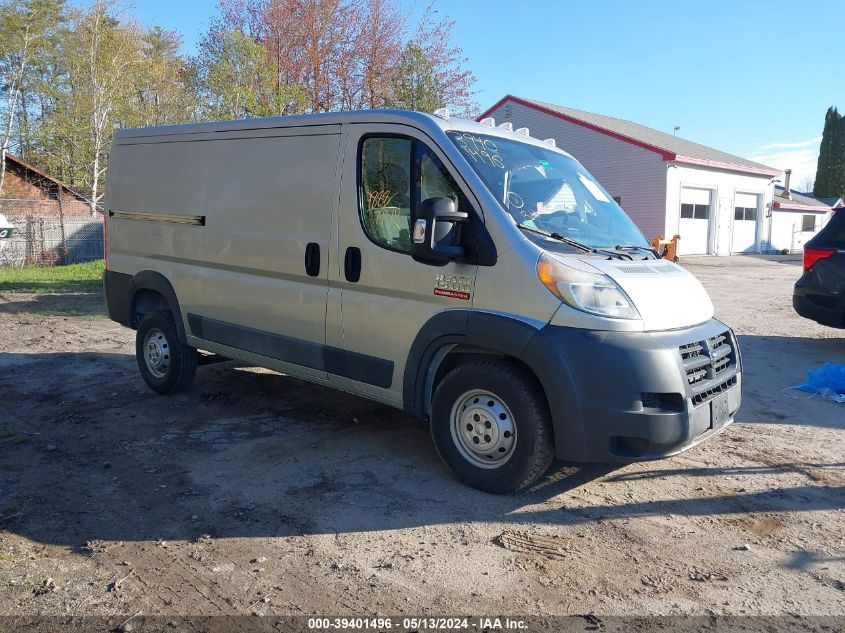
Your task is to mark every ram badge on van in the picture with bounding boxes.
[103,110,742,493]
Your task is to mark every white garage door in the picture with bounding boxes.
[679,188,711,255]
[731,192,758,253]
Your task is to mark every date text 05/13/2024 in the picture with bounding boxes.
[307,617,527,630]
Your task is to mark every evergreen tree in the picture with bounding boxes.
[836,113,845,197]
[814,106,845,198]
[393,43,441,113]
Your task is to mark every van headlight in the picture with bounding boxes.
[537,253,640,320]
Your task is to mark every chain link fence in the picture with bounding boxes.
[0,198,103,267]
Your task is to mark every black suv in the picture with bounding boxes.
[794,210,845,328]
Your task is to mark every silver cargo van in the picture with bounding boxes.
[103,110,742,493]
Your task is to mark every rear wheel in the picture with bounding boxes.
[430,359,554,494]
[136,310,197,394]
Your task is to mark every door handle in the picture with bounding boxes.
[305,242,320,277]
[344,246,361,282]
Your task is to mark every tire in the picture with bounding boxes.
[136,310,197,395]
[430,359,555,494]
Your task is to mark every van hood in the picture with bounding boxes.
[547,254,714,331]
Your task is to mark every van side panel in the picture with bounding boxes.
[106,137,211,326]
[107,127,341,379]
[198,132,339,349]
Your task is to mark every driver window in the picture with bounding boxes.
[361,137,412,251]
[418,149,462,211]
[360,136,466,253]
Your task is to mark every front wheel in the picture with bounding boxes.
[136,310,197,394]
[430,359,555,494]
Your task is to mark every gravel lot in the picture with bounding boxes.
[0,255,843,625]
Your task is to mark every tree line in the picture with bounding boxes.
[0,0,477,213]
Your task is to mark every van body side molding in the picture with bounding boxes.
[187,313,393,388]
[109,210,206,226]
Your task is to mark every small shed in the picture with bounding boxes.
[770,183,835,253]
[0,153,91,216]
[0,154,101,265]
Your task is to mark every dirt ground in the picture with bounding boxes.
[0,255,843,625]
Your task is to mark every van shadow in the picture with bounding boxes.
[734,334,845,429]
[1,350,843,547]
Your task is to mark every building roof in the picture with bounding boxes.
[4,153,89,203]
[479,95,782,178]
[773,186,833,213]
[806,195,845,209]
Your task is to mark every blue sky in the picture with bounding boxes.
[126,0,843,185]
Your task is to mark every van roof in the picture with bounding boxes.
[114,109,573,156]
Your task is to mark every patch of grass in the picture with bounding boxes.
[0,259,104,294]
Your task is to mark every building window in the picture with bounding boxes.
[802,214,817,232]
[681,203,709,219]
[734,206,757,221]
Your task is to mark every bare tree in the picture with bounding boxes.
[202,0,473,115]
[796,175,815,195]
[359,0,404,109]
[412,1,477,116]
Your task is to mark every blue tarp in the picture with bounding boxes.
[794,363,845,404]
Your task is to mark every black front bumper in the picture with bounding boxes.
[523,319,742,462]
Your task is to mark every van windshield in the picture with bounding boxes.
[447,131,649,250]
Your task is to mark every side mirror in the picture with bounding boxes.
[411,197,468,265]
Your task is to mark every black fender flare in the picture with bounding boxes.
[402,309,469,418]
[402,310,583,458]
[402,310,540,416]
[126,270,188,344]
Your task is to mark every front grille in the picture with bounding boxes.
[691,375,738,407]
[679,341,707,385]
[678,330,737,398]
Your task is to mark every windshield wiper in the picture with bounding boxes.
[615,244,659,259]
[517,223,591,252]
[517,224,628,259]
